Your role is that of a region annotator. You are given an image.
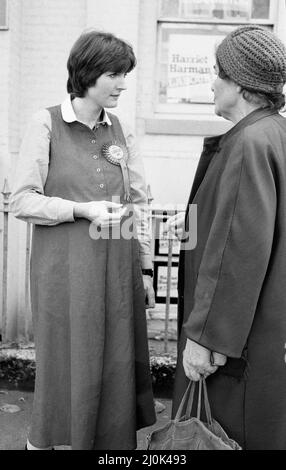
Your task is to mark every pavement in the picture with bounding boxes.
[0,388,172,451]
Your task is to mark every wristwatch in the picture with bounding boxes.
[142,269,154,278]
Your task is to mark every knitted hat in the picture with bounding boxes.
[216,25,286,93]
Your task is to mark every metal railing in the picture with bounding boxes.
[1,182,180,353]
[149,209,181,354]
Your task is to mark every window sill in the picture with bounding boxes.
[145,116,232,136]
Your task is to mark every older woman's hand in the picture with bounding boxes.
[74,200,124,227]
[165,212,185,241]
[183,339,218,381]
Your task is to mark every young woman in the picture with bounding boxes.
[11,30,156,450]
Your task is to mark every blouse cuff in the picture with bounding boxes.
[57,200,75,223]
[140,253,153,270]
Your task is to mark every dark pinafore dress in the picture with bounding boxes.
[28,106,156,450]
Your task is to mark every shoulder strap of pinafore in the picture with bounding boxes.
[106,113,128,147]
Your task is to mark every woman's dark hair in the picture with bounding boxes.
[67,30,136,98]
[216,57,286,111]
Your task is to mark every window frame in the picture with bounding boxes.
[0,0,8,30]
[155,0,277,114]
[157,0,277,25]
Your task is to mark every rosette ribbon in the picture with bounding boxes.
[102,142,131,202]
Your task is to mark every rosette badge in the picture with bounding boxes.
[102,142,126,165]
[102,142,132,202]
[105,145,124,164]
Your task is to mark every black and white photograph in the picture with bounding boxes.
[1,0,286,455]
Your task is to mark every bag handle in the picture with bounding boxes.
[194,379,214,430]
[196,379,202,419]
[176,379,213,429]
[175,379,214,428]
[201,378,213,429]
[185,379,209,422]
[174,380,196,422]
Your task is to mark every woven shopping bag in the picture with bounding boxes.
[147,379,242,450]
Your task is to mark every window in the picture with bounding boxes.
[157,0,276,112]
[159,0,274,23]
[0,0,8,30]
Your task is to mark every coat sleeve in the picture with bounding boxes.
[183,129,277,358]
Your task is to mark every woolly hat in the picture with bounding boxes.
[216,25,286,93]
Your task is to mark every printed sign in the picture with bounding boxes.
[167,33,222,103]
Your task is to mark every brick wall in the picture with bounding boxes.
[8,0,22,154]
[20,0,86,131]
[0,16,9,187]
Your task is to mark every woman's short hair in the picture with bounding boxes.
[67,30,136,98]
[216,57,286,112]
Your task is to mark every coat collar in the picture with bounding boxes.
[203,107,279,152]
[186,108,279,208]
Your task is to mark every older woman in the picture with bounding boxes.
[171,25,286,450]
[11,30,156,450]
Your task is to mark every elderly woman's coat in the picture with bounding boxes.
[173,108,286,450]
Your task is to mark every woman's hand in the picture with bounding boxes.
[74,201,124,227]
[143,275,155,309]
[183,339,218,381]
[165,212,185,241]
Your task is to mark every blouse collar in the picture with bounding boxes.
[61,95,112,126]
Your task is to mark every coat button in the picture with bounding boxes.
[100,184,104,189]
[91,139,96,144]
[92,155,98,160]
[97,168,101,172]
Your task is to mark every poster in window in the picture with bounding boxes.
[167,33,222,104]
[0,0,7,28]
